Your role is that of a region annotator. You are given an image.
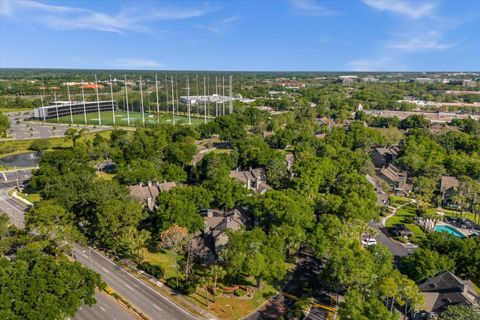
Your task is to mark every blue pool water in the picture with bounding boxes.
[434,225,466,238]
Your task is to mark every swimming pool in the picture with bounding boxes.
[434,225,466,238]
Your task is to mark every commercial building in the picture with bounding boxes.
[33,100,117,120]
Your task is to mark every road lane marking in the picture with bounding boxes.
[102,267,110,274]
[153,304,163,311]
[100,306,106,312]
[125,284,134,291]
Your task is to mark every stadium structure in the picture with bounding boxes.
[33,100,117,120]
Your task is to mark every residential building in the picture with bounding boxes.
[361,77,379,83]
[440,176,459,206]
[463,80,477,88]
[129,181,177,211]
[316,117,335,130]
[377,164,412,195]
[415,78,435,84]
[366,174,389,207]
[229,168,272,194]
[371,146,399,168]
[417,271,478,318]
[194,208,250,260]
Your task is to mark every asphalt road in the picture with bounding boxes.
[369,222,415,257]
[0,171,199,320]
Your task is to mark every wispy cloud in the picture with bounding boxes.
[362,0,435,19]
[388,31,455,52]
[1,0,213,34]
[348,56,405,71]
[196,15,239,34]
[109,58,165,70]
[289,0,337,16]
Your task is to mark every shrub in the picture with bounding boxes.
[138,262,164,279]
[234,288,246,297]
[29,139,51,152]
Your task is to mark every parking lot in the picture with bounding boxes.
[3,111,109,140]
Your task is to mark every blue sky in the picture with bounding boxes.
[0,0,479,71]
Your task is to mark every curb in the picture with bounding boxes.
[11,191,34,206]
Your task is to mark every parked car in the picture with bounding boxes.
[362,238,377,247]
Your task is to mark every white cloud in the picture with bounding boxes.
[1,0,212,34]
[289,0,337,16]
[109,58,165,70]
[348,56,404,71]
[388,31,454,52]
[196,15,239,34]
[362,0,435,19]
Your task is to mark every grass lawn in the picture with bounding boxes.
[140,246,278,319]
[390,196,411,207]
[386,204,425,240]
[140,247,179,280]
[187,277,277,320]
[17,191,41,203]
[439,207,479,223]
[46,111,208,127]
[96,171,115,180]
[0,108,33,113]
[0,130,112,157]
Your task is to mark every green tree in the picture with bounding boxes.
[0,248,104,320]
[25,200,83,255]
[0,111,10,138]
[29,139,51,152]
[155,186,210,233]
[64,128,89,147]
[438,305,480,320]
[401,248,455,281]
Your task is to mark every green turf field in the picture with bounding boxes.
[46,111,208,126]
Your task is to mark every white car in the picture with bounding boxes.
[362,238,377,247]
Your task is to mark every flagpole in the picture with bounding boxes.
[229,75,233,114]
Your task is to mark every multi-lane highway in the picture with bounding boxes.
[0,170,199,320]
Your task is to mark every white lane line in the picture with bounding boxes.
[125,284,134,291]
[153,304,163,311]
[102,267,110,274]
[100,306,106,312]
[82,246,195,318]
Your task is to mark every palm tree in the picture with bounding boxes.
[207,265,226,302]
[64,128,89,147]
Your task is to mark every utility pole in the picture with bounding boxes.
[187,76,191,125]
[124,75,130,126]
[203,76,207,124]
[94,74,102,126]
[67,84,73,124]
[81,80,87,124]
[109,75,115,126]
[171,76,175,125]
[175,74,179,116]
[229,75,233,114]
[215,76,218,117]
[140,75,145,126]
[155,74,160,124]
[165,74,169,113]
[222,76,225,116]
